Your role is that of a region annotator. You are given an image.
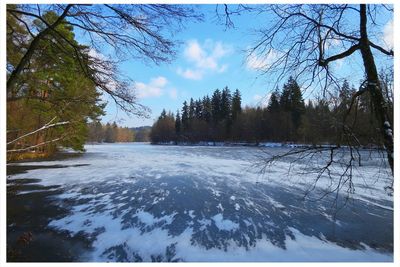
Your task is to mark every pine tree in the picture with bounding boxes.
[221,86,232,121]
[159,109,167,120]
[150,110,176,143]
[267,89,281,113]
[189,98,195,120]
[288,78,305,131]
[175,110,181,135]
[195,99,203,120]
[7,10,104,155]
[279,77,305,139]
[181,101,189,131]
[202,96,212,123]
[231,89,242,122]
[104,123,114,143]
[211,89,222,123]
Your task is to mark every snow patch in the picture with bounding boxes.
[135,210,177,226]
[216,203,224,212]
[212,214,239,232]
[9,143,393,262]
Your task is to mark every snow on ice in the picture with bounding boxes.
[7,143,393,262]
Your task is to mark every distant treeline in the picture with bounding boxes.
[151,75,393,146]
[87,122,151,143]
[132,126,151,142]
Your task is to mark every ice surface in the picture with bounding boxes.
[234,203,240,211]
[212,214,239,232]
[7,143,393,262]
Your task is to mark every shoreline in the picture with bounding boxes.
[7,141,385,164]
[149,141,384,150]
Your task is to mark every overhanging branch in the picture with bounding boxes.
[319,44,360,67]
[6,4,74,91]
[369,41,393,56]
[7,119,70,146]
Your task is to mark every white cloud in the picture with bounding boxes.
[178,39,232,80]
[212,42,230,58]
[246,50,280,71]
[135,76,168,99]
[383,19,393,49]
[177,68,203,80]
[151,76,168,88]
[135,82,162,98]
[185,40,204,63]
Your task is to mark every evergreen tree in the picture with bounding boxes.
[220,87,232,138]
[87,121,134,143]
[211,89,222,123]
[88,121,104,142]
[288,78,305,131]
[189,98,195,120]
[195,99,203,120]
[279,77,305,139]
[231,89,242,121]
[268,89,281,113]
[175,110,181,135]
[221,87,232,120]
[202,96,212,123]
[111,122,118,142]
[7,10,104,156]
[150,110,176,143]
[104,123,114,143]
[181,101,189,131]
[159,109,167,120]
[149,77,390,147]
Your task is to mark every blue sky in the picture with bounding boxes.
[88,4,393,128]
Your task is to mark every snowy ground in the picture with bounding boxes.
[7,143,393,262]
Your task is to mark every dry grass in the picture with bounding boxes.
[7,151,52,162]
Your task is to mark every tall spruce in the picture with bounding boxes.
[221,87,232,120]
[231,89,242,121]
[175,110,181,135]
[267,89,281,113]
[181,101,189,131]
[195,99,203,120]
[211,89,222,123]
[202,96,212,123]
[189,98,195,120]
[280,77,305,137]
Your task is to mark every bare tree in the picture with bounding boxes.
[219,4,393,202]
[7,4,201,115]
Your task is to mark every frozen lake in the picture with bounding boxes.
[7,143,393,262]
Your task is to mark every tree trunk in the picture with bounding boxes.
[359,4,393,173]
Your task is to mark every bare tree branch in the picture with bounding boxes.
[7,118,70,146]
[7,4,201,117]
[369,41,393,56]
[7,4,73,90]
[7,136,66,153]
[319,44,360,67]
